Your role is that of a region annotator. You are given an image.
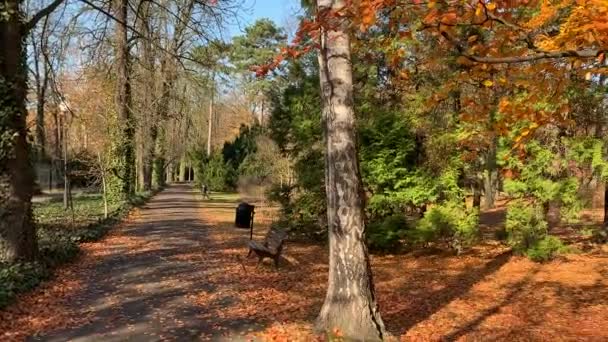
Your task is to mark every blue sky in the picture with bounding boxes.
[228,0,302,37]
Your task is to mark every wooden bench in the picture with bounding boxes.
[247,228,288,268]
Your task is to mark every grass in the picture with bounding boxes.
[35,194,120,227]
[206,192,241,202]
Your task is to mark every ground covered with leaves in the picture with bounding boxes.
[1,186,607,341]
[0,192,152,310]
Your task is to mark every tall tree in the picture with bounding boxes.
[113,0,135,199]
[30,16,51,158]
[137,0,156,191]
[0,0,64,261]
[230,19,287,124]
[314,0,385,339]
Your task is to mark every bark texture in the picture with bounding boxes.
[0,0,39,261]
[114,0,135,199]
[315,0,385,340]
[139,2,156,192]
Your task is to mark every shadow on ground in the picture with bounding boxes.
[23,184,608,341]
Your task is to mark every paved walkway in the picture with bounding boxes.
[29,184,249,341]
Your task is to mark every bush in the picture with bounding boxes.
[505,201,548,254]
[525,236,569,262]
[194,152,234,191]
[414,202,480,254]
[505,200,572,261]
[0,262,49,308]
[38,231,80,266]
[367,215,410,252]
[273,189,327,241]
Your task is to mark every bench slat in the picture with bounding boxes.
[248,241,270,253]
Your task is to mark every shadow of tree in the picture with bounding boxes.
[378,250,512,334]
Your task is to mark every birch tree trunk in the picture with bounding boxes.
[0,0,39,261]
[315,0,386,339]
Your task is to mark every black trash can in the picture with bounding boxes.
[235,202,255,229]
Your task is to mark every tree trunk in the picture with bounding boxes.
[61,114,70,209]
[179,157,187,182]
[483,138,498,210]
[153,127,166,188]
[113,0,135,200]
[139,3,155,192]
[207,76,214,156]
[35,70,48,157]
[31,19,50,159]
[604,185,608,227]
[315,1,385,339]
[98,152,109,219]
[0,1,39,262]
[473,184,481,209]
[142,126,157,191]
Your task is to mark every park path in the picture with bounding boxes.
[28,184,259,342]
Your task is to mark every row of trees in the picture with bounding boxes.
[0,0,252,262]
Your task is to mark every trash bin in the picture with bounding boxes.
[235,202,255,229]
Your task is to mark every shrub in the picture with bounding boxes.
[273,189,327,241]
[505,200,572,261]
[525,236,569,262]
[0,261,49,308]
[414,202,480,254]
[505,200,548,254]
[38,232,80,266]
[194,152,234,191]
[367,215,410,252]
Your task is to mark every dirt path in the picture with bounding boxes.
[27,184,258,341]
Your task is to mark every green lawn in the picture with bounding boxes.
[34,194,119,228]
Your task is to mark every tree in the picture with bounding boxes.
[30,15,51,158]
[0,0,64,261]
[314,0,386,339]
[112,0,135,199]
[230,18,287,125]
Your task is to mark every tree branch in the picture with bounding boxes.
[440,31,606,64]
[465,49,605,64]
[24,0,65,33]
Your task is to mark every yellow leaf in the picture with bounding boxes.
[428,0,435,8]
[482,80,493,87]
[486,3,496,10]
[475,4,483,16]
[499,77,507,84]
[467,35,478,43]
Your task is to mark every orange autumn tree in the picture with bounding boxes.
[254,0,607,338]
